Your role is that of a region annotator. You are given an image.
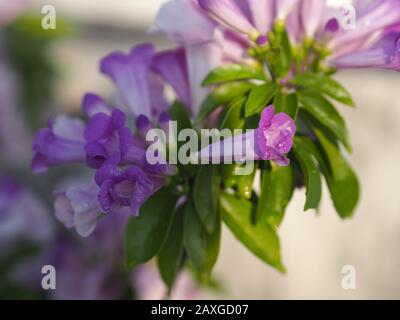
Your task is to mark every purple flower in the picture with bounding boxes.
[301,0,325,38]
[195,105,295,166]
[330,31,400,71]
[152,48,192,109]
[154,0,217,45]
[95,164,157,215]
[0,176,53,248]
[248,0,275,35]
[83,108,144,169]
[256,105,296,165]
[276,0,299,21]
[329,0,400,53]
[32,115,86,173]
[51,241,125,300]
[54,183,103,237]
[198,0,258,36]
[82,93,111,117]
[186,41,223,114]
[100,44,168,120]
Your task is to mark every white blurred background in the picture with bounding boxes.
[27,0,400,299]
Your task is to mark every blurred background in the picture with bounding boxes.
[1,0,400,299]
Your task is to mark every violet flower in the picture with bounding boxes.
[195,105,296,166]
[330,30,400,71]
[154,0,223,115]
[83,108,145,169]
[32,115,86,173]
[154,0,217,45]
[198,0,258,36]
[152,48,192,109]
[276,0,299,21]
[0,176,53,248]
[95,163,158,215]
[100,43,168,120]
[82,93,112,117]
[329,0,400,52]
[301,0,325,38]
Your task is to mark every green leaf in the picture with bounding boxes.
[274,91,299,119]
[257,163,295,226]
[157,204,185,291]
[293,138,322,211]
[202,64,265,86]
[125,187,179,268]
[219,96,246,130]
[236,164,257,200]
[193,165,221,234]
[196,82,253,123]
[279,30,293,76]
[222,164,238,188]
[245,83,278,117]
[220,193,285,272]
[170,100,192,132]
[298,90,351,152]
[183,200,221,281]
[291,73,355,107]
[314,128,360,218]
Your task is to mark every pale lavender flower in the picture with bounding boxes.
[276,0,299,21]
[154,0,217,45]
[152,48,192,109]
[54,183,103,237]
[301,0,325,38]
[100,44,168,120]
[329,0,400,54]
[247,0,275,35]
[32,115,86,173]
[331,31,400,71]
[198,0,258,36]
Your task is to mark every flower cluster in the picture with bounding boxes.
[32,0,400,289]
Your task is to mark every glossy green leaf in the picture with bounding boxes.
[219,96,246,130]
[183,200,220,281]
[125,188,179,268]
[245,83,278,117]
[291,73,355,107]
[193,165,221,234]
[222,164,238,188]
[293,138,322,211]
[298,91,351,152]
[274,91,299,119]
[157,204,185,290]
[257,163,295,226]
[236,163,257,200]
[314,128,360,218]
[196,82,253,122]
[202,64,265,86]
[220,193,285,272]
